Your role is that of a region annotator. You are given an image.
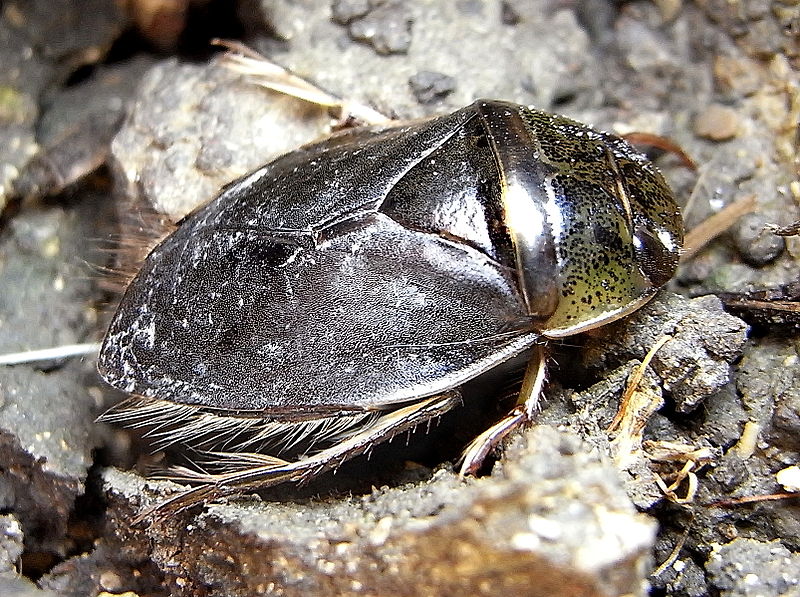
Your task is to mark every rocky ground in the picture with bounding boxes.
[0,1,798,595]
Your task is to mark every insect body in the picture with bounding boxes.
[98,99,682,513]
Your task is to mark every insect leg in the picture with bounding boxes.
[214,39,391,126]
[135,391,462,522]
[458,345,548,476]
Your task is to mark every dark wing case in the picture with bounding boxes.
[98,104,539,415]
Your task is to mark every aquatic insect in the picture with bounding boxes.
[98,98,683,514]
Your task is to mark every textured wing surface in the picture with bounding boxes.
[99,103,539,414]
[99,213,537,414]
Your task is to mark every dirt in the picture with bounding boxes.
[0,0,798,595]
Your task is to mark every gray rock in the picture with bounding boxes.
[111,1,610,221]
[695,383,749,449]
[103,426,656,597]
[732,213,785,267]
[0,198,109,554]
[38,543,167,597]
[254,0,595,118]
[581,292,749,413]
[0,199,103,358]
[0,515,24,576]
[408,70,457,104]
[13,57,155,200]
[0,0,128,209]
[540,362,669,509]
[771,390,800,452]
[0,576,57,597]
[331,0,372,24]
[110,60,332,221]
[0,514,59,597]
[651,546,709,597]
[0,362,100,555]
[707,452,750,493]
[736,338,799,426]
[695,0,799,59]
[345,1,413,55]
[706,538,800,596]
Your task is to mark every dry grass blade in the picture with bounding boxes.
[607,335,671,434]
[681,194,757,261]
[0,343,101,365]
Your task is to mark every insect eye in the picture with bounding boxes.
[633,224,679,288]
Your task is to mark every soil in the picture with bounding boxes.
[0,1,798,595]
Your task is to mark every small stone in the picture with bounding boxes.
[713,55,762,96]
[111,61,331,220]
[709,452,749,492]
[776,465,800,492]
[0,514,24,575]
[99,570,123,592]
[500,1,521,25]
[771,397,800,446]
[707,538,800,595]
[732,212,785,267]
[409,71,457,104]
[331,0,371,25]
[347,2,413,55]
[101,427,657,596]
[653,0,682,22]
[456,0,484,16]
[694,104,741,141]
[580,293,749,414]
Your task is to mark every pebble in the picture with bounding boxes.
[713,55,762,96]
[732,213,786,266]
[777,465,800,492]
[694,104,741,141]
[409,71,457,104]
